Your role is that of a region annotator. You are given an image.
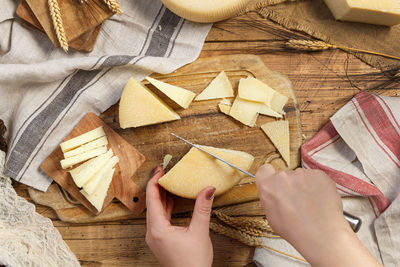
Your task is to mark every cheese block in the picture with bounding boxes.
[64,136,108,158]
[238,77,275,105]
[119,78,180,128]
[60,146,107,169]
[69,149,113,188]
[195,71,234,101]
[259,104,283,118]
[81,167,115,212]
[229,97,260,127]
[146,77,196,109]
[158,145,254,199]
[161,0,251,23]
[270,92,288,115]
[323,0,400,26]
[60,126,105,152]
[83,156,119,195]
[261,120,290,167]
[218,104,231,115]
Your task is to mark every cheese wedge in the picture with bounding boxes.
[323,0,400,26]
[69,149,113,187]
[64,136,108,158]
[158,145,254,199]
[229,97,260,127]
[261,121,290,167]
[238,77,275,105]
[270,92,288,115]
[119,78,180,128]
[259,105,283,119]
[218,104,231,115]
[83,156,119,195]
[81,167,115,212]
[60,146,107,169]
[195,71,234,101]
[60,126,105,152]
[146,77,196,109]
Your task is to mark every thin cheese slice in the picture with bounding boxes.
[238,77,275,105]
[119,78,180,128]
[60,146,107,169]
[146,77,196,109]
[69,149,113,187]
[218,104,231,115]
[270,92,288,115]
[261,121,290,167]
[195,71,234,101]
[229,97,260,127]
[259,105,283,118]
[162,154,173,169]
[219,98,232,106]
[64,136,108,158]
[60,126,105,152]
[158,145,254,199]
[323,0,400,26]
[83,156,119,195]
[81,167,115,212]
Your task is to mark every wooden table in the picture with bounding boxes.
[13,12,400,266]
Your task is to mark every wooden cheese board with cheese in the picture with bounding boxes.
[30,54,303,223]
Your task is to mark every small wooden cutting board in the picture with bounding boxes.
[40,112,146,215]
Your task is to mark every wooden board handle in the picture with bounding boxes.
[115,175,146,215]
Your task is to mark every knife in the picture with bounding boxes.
[170,133,362,232]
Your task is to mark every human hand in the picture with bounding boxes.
[145,166,216,267]
[255,164,382,267]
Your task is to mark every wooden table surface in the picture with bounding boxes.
[13,12,400,266]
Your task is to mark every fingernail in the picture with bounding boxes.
[206,187,216,200]
[153,166,162,176]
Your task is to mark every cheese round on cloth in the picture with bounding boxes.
[158,145,254,199]
[161,0,251,23]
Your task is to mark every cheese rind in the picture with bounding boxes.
[81,167,115,212]
[323,0,400,26]
[64,136,108,158]
[261,120,290,167]
[69,149,113,187]
[158,145,254,199]
[195,71,234,101]
[119,78,180,128]
[83,156,119,195]
[146,77,196,109]
[60,146,107,169]
[229,97,260,127]
[60,126,105,152]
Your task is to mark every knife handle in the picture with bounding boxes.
[344,211,362,232]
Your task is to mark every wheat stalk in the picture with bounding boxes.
[102,0,123,15]
[210,222,307,263]
[213,210,275,233]
[286,39,400,61]
[48,0,68,52]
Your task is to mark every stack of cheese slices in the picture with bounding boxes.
[60,126,119,212]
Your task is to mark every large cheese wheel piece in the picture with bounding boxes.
[261,120,290,167]
[161,0,251,23]
[158,145,254,199]
[119,78,180,128]
[195,71,234,101]
[323,0,400,26]
[146,77,196,109]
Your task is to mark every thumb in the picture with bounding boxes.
[189,186,216,234]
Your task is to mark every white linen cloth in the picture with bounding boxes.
[254,91,400,266]
[0,0,211,191]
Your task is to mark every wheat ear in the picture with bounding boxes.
[286,39,400,61]
[48,0,68,52]
[102,0,123,15]
[210,222,307,263]
[213,210,275,233]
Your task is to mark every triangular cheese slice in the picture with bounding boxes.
[261,120,290,167]
[69,149,113,188]
[238,77,274,104]
[271,92,288,115]
[195,71,234,101]
[83,156,119,195]
[258,105,283,118]
[218,104,231,115]
[229,97,260,127]
[158,145,254,199]
[81,167,115,212]
[146,77,196,109]
[119,78,180,128]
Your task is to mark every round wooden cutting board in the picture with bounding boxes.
[29,54,303,223]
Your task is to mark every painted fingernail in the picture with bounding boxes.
[153,166,162,176]
[206,187,216,200]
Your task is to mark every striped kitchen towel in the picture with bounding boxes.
[254,91,400,266]
[0,0,211,191]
